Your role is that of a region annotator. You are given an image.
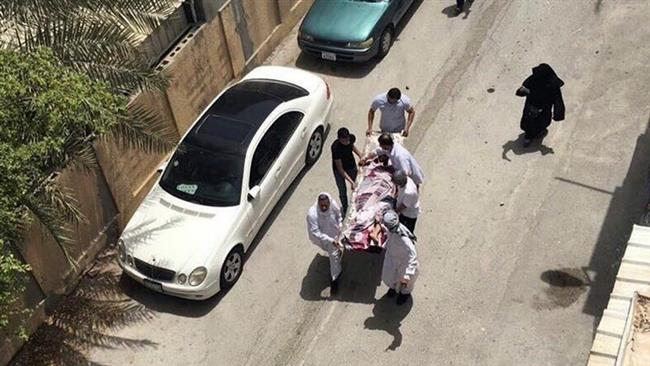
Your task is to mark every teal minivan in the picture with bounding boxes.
[298,0,415,62]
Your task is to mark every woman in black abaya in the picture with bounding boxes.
[516,63,566,147]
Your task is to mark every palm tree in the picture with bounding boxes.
[0,0,184,264]
[0,0,182,150]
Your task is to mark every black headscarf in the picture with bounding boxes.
[529,63,564,89]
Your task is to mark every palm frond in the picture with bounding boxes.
[1,0,180,92]
[59,135,100,172]
[42,181,87,225]
[108,102,178,154]
[21,195,76,266]
[11,17,167,92]
[1,0,182,47]
[71,59,169,94]
[98,5,183,46]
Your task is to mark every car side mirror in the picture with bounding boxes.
[248,186,261,201]
[157,160,169,173]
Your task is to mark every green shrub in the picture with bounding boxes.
[0,243,30,332]
[0,47,126,334]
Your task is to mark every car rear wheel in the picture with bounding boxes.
[220,246,244,290]
[378,27,393,59]
[305,128,324,166]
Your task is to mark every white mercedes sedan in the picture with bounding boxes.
[117,66,332,300]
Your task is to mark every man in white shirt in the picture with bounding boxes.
[392,170,420,233]
[367,88,415,137]
[360,133,424,186]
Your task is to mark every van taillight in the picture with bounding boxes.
[325,81,331,100]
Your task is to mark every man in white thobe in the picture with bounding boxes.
[381,210,418,305]
[360,133,424,186]
[392,170,420,233]
[307,192,343,295]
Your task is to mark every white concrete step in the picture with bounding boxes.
[596,312,626,337]
[622,244,650,266]
[605,297,631,315]
[586,353,616,366]
[616,262,650,284]
[591,332,622,358]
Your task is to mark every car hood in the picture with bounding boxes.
[121,185,242,271]
[301,0,388,42]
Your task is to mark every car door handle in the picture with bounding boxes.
[301,126,307,138]
[275,166,282,178]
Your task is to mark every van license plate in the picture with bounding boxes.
[321,52,336,61]
[143,279,163,292]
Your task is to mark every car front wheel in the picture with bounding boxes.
[220,246,244,290]
[378,27,393,59]
[305,128,324,166]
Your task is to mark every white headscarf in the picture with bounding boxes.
[313,192,341,216]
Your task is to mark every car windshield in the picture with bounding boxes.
[159,142,245,207]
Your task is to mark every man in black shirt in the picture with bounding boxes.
[331,127,362,215]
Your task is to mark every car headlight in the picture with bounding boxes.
[189,267,207,286]
[347,37,374,49]
[177,273,187,285]
[299,31,314,42]
[117,239,126,262]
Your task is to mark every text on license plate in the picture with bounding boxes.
[321,52,336,61]
[143,279,163,292]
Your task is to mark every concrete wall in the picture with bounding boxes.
[163,21,234,133]
[2,1,313,364]
[95,90,180,230]
[1,165,119,365]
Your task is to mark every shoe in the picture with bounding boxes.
[386,288,397,297]
[330,278,339,296]
[523,138,532,148]
[396,293,411,305]
[455,6,462,14]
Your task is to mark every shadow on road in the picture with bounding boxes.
[300,254,332,301]
[294,0,423,79]
[295,53,379,80]
[11,249,157,366]
[337,251,383,304]
[118,274,227,318]
[300,250,383,304]
[594,0,604,13]
[364,293,413,351]
[441,0,474,19]
[579,116,650,330]
[501,133,554,161]
[535,268,590,310]
[396,0,425,39]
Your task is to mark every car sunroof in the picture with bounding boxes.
[194,114,253,144]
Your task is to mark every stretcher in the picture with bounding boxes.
[339,132,404,253]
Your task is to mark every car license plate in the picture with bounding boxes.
[321,51,336,61]
[143,279,163,292]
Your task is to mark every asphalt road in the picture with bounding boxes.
[19,1,650,365]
